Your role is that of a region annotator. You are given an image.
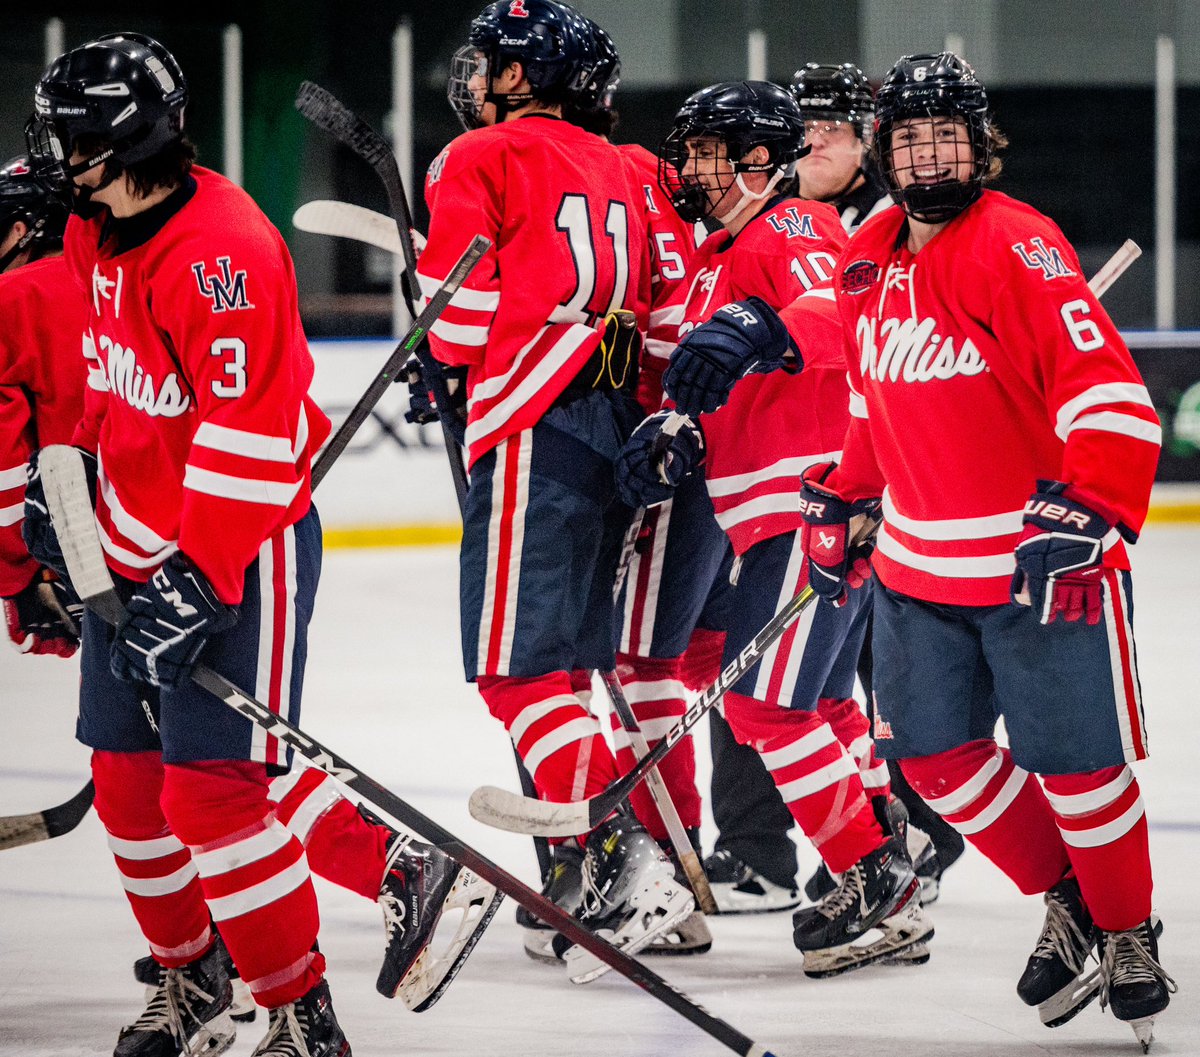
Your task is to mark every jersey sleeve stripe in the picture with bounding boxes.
[415,271,500,312]
[0,502,23,527]
[876,525,1016,577]
[193,422,297,463]
[800,287,837,302]
[293,405,310,462]
[97,520,177,569]
[650,304,684,327]
[430,320,490,346]
[1054,382,1155,440]
[643,337,675,362]
[183,465,304,506]
[1064,411,1162,445]
[849,388,868,419]
[98,463,176,553]
[0,464,27,489]
[706,452,842,498]
[882,490,1023,541]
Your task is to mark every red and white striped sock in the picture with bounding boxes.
[92,751,213,968]
[478,672,618,807]
[610,652,700,842]
[724,691,882,873]
[902,740,1070,895]
[817,697,891,799]
[1043,766,1152,931]
[162,761,324,1009]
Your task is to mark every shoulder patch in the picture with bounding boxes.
[1011,236,1077,281]
[841,259,880,296]
[191,257,253,313]
[765,206,817,240]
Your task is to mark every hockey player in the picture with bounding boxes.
[418,0,692,981]
[23,33,495,1057]
[794,53,1172,1041]
[617,81,932,976]
[0,156,86,658]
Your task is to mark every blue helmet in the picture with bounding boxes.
[448,0,598,130]
[0,155,67,271]
[874,52,992,223]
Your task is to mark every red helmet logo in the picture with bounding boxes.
[508,0,531,16]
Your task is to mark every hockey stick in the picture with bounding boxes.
[469,242,1142,839]
[0,779,95,852]
[41,450,777,1057]
[293,199,425,260]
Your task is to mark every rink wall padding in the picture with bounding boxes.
[309,337,1200,547]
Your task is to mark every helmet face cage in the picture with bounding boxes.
[447,46,490,131]
[874,53,991,224]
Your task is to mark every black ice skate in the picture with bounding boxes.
[375,829,503,1010]
[1098,918,1176,1053]
[792,837,932,978]
[645,829,712,955]
[552,813,694,983]
[251,979,349,1057]
[1016,876,1100,1027]
[706,848,800,914]
[114,942,235,1057]
[516,839,586,963]
[134,933,256,1023]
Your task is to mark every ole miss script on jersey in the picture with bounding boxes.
[65,167,330,604]
[829,190,1161,606]
[678,197,851,554]
[419,116,651,466]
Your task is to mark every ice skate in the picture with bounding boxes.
[1099,918,1176,1053]
[792,837,932,978]
[375,830,504,1011]
[644,909,713,955]
[114,941,236,1057]
[553,813,694,983]
[251,979,349,1057]
[516,840,585,964]
[134,934,256,1023]
[1016,876,1100,1027]
[706,848,800,913]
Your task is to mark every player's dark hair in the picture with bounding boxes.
[565,103,619,138]
[124,135,196,197]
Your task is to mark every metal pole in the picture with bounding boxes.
[222,25,244,187]
[747,30,767,81]
[1154,34,1176,330]
[44,18,65,65]
[392,20,415,339]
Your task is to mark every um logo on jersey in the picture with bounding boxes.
[856,315,988,384]
[765,206,817,240]
[1012,237,1077,282]
[191,257,253,313]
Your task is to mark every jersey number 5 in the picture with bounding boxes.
[556,193,631,324]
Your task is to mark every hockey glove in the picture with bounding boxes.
[1012,480,1128,626]
[799,461,881,607]
[663,297,800,417]
[110,553,239,689]
[403,357,468,445]
[2,567,83,657]
[615,411,705,508]
[23,446,98,582]
[582,310,641,393]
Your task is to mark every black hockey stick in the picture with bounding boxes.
[41,449,777,1057]
[0,779,95,852]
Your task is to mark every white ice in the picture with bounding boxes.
[2,527,1197,1057]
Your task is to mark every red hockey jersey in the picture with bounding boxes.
[0,256,90,596]
[677,198,849,554]
[828,191,1161,606]
[419,116,650,466]
[65,167,331,604]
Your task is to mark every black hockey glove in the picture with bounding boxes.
[582,310,641,393]
[663,297,800,417]
[403,356,468,445]
[615,411,705,508]
[110,553,239,689]
[2,567,83,658]
[799,461,881,607]
[23,446,98,582]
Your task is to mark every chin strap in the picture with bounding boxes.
[718,167,788,229]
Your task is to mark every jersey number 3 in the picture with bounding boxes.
[556,193,631,324]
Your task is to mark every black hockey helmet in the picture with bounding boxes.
[0,155,68,271]
[579,18,620,113]
[657,80,807,223]
[26,32,187,214]
[448,0,598,131]
[790,63,874,143]
[874,52,991,223]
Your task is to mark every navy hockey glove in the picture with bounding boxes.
[799,462,881,607]
[111,553,239,689]
[3,568,82,658]
[1012,480,1131,626]
[663,296,800,417]
[615,411,705,508]
[403,357,468,445]
[22,447,97,582]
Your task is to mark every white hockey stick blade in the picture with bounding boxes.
[37,446,124,623]
[468,785,590,838]
[293,200,426,260]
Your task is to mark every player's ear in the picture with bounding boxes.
[498,59,526,91]
[742,144,771,168]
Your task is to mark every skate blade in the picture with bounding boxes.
[1130,1016,1156,1054]
[712,882,801,915]
[802,902,934,979]
[642,910,713,956]
[1038,965,1101,1028]
[190,1010,236,1057]
[521,926,563,965]
[883,940,930,966]
[565,884,695,984]
[395,870,504,1012]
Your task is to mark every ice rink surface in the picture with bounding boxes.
[2,527,1197,1057]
